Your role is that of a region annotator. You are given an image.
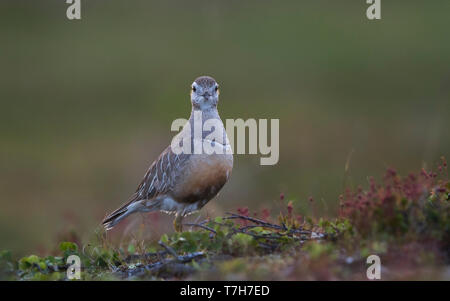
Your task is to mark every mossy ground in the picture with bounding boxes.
[1,160,449,281]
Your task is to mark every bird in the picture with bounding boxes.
[102,76,233,232]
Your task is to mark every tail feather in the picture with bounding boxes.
[102,194,161,230]
[102,209,130,230]
[102,193,140,230]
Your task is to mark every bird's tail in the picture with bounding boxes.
[102,194,143,230]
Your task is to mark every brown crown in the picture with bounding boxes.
[194,76,217,87]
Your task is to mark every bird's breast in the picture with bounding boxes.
[173,150,233,204]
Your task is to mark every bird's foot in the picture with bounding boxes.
[173,214,183,232]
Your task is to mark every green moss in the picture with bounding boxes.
[1,166,448,280]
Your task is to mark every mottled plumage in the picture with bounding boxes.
[102,76,233,231]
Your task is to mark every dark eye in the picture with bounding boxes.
[192,86,196,92]
[215,85,219,92]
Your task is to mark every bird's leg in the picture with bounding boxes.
[173,213,184,232]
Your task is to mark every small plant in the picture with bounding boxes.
[1,160,448,280]
[339,158,449,250]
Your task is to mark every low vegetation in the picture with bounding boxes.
[1,158,448,280]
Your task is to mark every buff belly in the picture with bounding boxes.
[167,152,233,214]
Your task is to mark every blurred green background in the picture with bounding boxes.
[0,0,449,254]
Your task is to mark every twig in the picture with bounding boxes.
[225,212,313,236]
[225,212,282,229]
[158,240,205,263]
[124,250,168,262]
[158,240,179,259]
[176,252,205,263]
[184,223,217,234]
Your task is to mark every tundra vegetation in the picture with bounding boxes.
[1,158,448,280]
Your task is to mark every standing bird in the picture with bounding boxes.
[102,76,233,232]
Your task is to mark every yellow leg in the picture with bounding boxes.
[173,213,183,232]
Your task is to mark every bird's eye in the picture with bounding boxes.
[192,86,196,92]
[215,85,219,92]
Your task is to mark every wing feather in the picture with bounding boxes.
[135,146,188,201]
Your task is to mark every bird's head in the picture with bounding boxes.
[190,76,220,110]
